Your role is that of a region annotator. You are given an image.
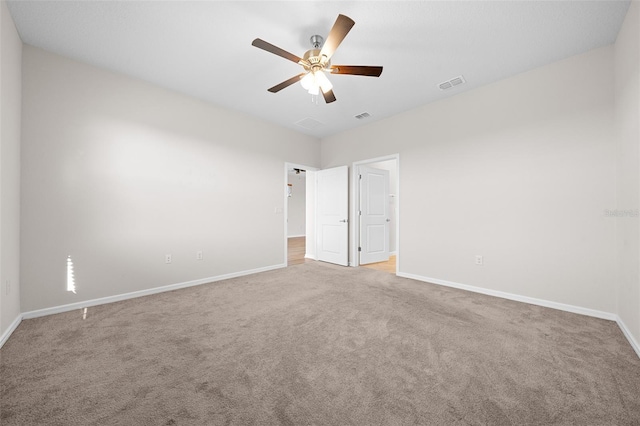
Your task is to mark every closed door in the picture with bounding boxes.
[359,165,390,265]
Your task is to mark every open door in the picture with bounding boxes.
[359,165,390,265]
[317,166,349,266]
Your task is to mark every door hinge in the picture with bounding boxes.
[358,210,362,216]
[359,174,362,180]
[358,247,362,252]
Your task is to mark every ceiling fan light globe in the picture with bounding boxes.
[300,72,314,90]
[315,70,333,92]
[320,81,333,92]
[308,85,320,95]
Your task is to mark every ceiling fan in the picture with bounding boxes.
[251,14,383,104]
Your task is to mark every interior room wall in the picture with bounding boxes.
[20,46,320,313]
[0,0,23,339]
[287,172,306,237]
[614,0,640,348]
[321,46,617,315]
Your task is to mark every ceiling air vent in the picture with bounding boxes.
[295,117,324,130]
[355,112,371,120]
[438,75,466,91]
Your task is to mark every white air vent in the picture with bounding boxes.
[355,112,371,120]
[438,75,466,90]
[295,117,324,130]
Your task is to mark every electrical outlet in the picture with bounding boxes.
[196,251,203,260]
[165,254,172,264]
[475,255,483,266]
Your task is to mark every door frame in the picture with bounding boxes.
[351,154,400,272]
[284,162,317,265]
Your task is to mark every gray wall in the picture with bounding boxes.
[0,0,22,338]
[20,46,320,312]
[287,172,306,237]
[322,46,617,315]
[614,1,640,349]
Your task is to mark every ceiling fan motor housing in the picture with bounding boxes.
[303,49,329,71]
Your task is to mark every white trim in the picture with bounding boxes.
[0,315,22,349]
[397,271,640,359]
[616,316,640,358]
[287,234,306,238]
[304,254,317,260]
[283,164,289,266]
[351,154,400,271]
[4,267,639,359]
[397,272,617,320]
[22,263,286,320]
[353,154,400,166]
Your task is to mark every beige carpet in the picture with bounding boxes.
[1,261,639,425]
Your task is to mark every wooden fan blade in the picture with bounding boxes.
[252,38,303,64]
[322,87,337,103]
[319,14,355,61]
[268,73,306,93]
[329,65,383,77]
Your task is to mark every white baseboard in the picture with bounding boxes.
[288,234,305,238]
[5,265,639,361]
[304,254,317,260]
[22,263,286,320]
[615,316,640,358]
[397,272,640,358]
[0,314,22,349]
[397,272,616,320]
[4,264,286,347]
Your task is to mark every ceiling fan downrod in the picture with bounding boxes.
[310,35,323,49]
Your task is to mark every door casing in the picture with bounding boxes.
[351,154,400,271]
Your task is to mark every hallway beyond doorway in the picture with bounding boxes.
[287,237,313,266]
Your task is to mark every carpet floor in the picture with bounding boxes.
[1,261,639,425]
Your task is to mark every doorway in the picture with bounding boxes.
[285,157,398,271]
[284,163,316,266]
[351,155,399,273]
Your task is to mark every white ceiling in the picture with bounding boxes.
[7,1,631,139]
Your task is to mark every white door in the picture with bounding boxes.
[359,166,390,264]
[317,166,349,266]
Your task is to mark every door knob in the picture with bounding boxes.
[386,219,391,222]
